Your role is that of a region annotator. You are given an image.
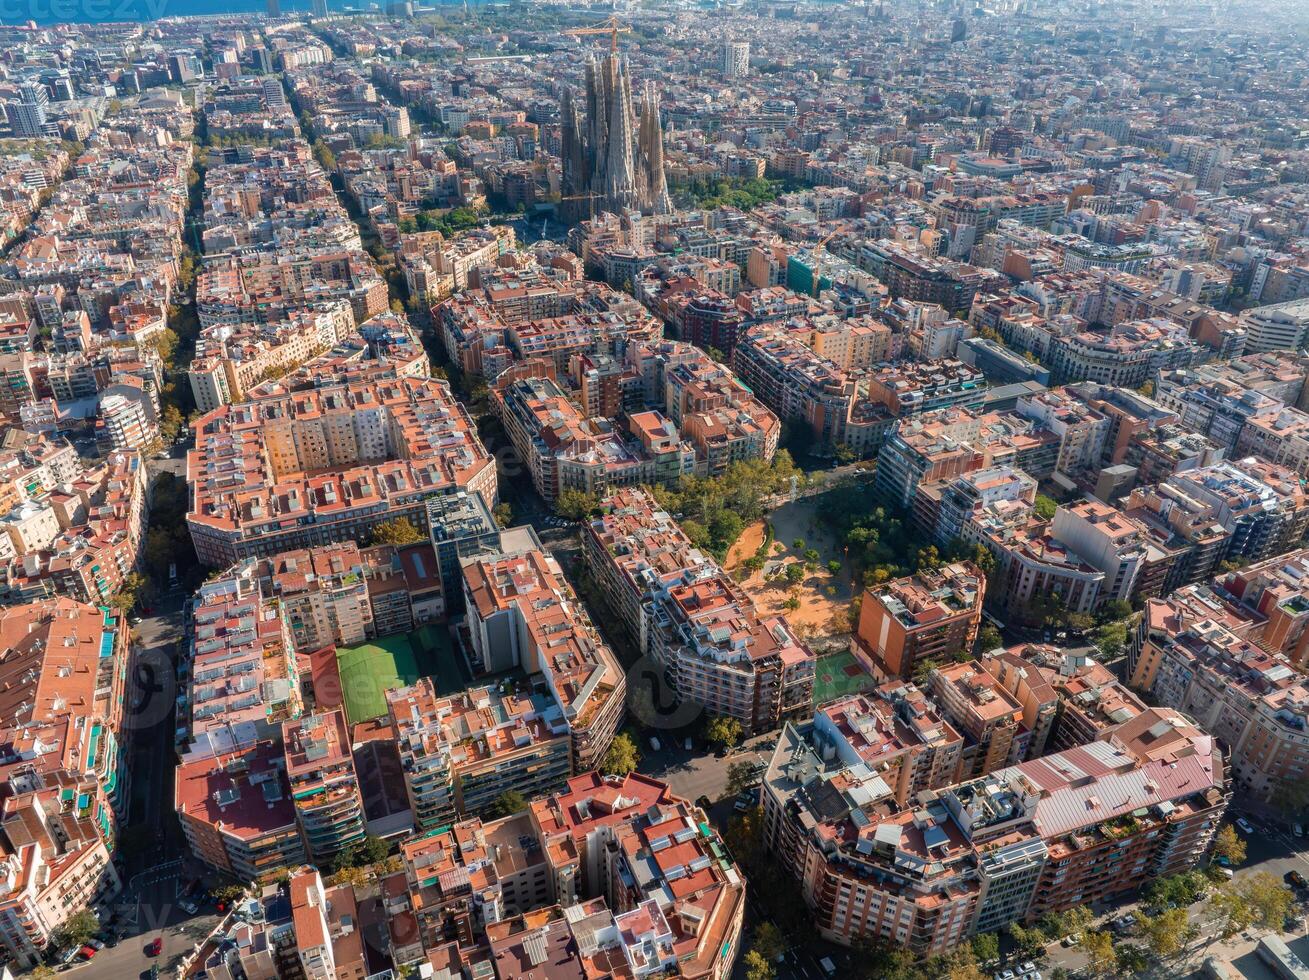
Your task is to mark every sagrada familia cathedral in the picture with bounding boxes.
[559,52,673,223]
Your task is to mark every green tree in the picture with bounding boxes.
[827,560,842,575]
[492,502,513,528]
[704,714,744,750]
[1213,824,1247,866]
[355,835,388,866]
[211,884,247,906]
[30,965,56,979]
[752,922,785,964]
[976,623,1003,652]
[1207,883,1254,940]
[743,950,775,980]
[785,563,806,584]
[726,760,759,798]
[555,488,600,520]
[1093,621,1127,660]
[1240,871,1296,930]
[1141,907,1196,959]
[970,931,999,965]
[1081,930,1117,977]
[369,517,423,546]
[600,732,640,776]
[491,790,528,817]
[1034,493,1058,521]
[159,403,184,443]
[1098,598,1133,623]
[833,443,857,464]
[50,909,98,950]
[329,864,369,888]
[1006,922,1045,959]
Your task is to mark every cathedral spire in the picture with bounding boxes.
[604,57,639,212]
[640,80,672,215]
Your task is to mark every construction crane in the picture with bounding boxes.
[561,15,632,53]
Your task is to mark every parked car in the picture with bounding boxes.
[1284,870,1308,890]
[146,937,162,957]
[734,797,753,812]
[684,737,693,751]
[1295,823,1305,838]
[1236,817,1255,834]
[179,899,198,915]
[1219,867,1235,880]
[87,938,104,951]
[1019,962,1037,975]
[648,736,661,752]
[78,945,97,960]
[1061,934,1080,947]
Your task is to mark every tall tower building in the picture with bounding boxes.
[559,53,671,223]
[311,0,327,16]
[723,40,750,78]
[5,82,52,138]
[266,0,280,17]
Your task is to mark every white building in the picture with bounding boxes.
[722,41,750,78]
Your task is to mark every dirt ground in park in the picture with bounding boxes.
[724,496,860,639]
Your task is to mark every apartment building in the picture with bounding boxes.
[982,645,1146,754]
[283,711,367,863]
[930,661,1027,779]
[462,546,625,772]
[761,706,1226,954]
[186,374,496,566]
[1050,500,1151,603]
[494,374,686,504]
[854,562,985,681]
[182,562,303,755]
[288,867,369,980]
[386,678,572,830]
[0,449,149,609]
[1219,547,1309,669]
[1130,589,1306,803]
[865,359,987,419]
[583,488,815,733]
[526,771,745,980]
[176,740,307,883]
[1161,458,1309,565]
[813,690,963,805]
[0,796,121,967]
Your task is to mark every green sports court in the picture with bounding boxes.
[334,625,467,724]
[813,649,877,706]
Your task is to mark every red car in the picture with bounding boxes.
[77,945,97,960]
[146,937,162,957]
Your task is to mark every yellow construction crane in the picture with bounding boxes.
[561,15,632,53]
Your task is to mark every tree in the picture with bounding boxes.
[30,966,56,980]
[726,760,759,798]
[600,732,640,776]
[211,883,247,906]
[329,864,369,888]
[159,403,184,443]
[785,563,806,584]
[50,909,98,950]
[1034,493,1058,521]
[976,623,1003,652]
[827,560,842,575]
[555,488,600,520]
[743,950,775,980]
[491,790,528,817]
[1239,871,1296,931]
[704,714,744,750]
[369,517,423,546]
[970,931,999,966]
[803,548,821,566]
[1207,883,1254,941]
[1098,598,1133,623]
[1006,922,1045,959]
[1081,930,1117,978]
[752,922,785,965]
[492,502,513,528]
[792,538,805,551]
[1271,776,1309,818]
[1213,824,1247,866]
[833,443,857,464]
[355,835,388,866]
[1093,621,1127,661]
[1141,907,1197,959]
